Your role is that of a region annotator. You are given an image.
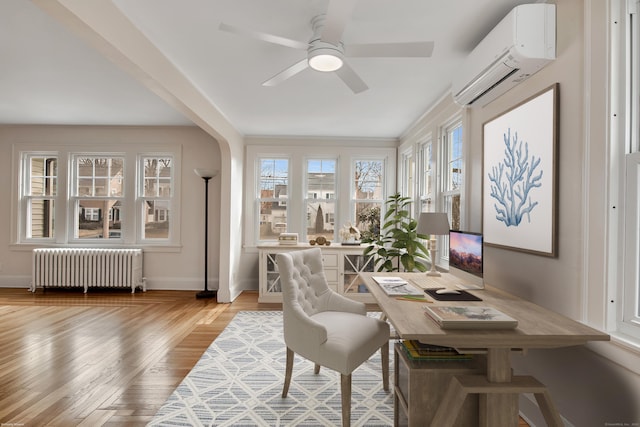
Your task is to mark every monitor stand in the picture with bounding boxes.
[448,266,484,290]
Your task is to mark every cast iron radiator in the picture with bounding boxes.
[31,248,145,293]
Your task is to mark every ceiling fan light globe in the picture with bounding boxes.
[308,45,344,72]
[309,54,343,72]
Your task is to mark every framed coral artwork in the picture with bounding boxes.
[482,83,558,256]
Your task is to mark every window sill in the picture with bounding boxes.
[10,243,183,253]
[586,332,640,376]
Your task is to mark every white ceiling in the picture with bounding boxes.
[0,0,535,139]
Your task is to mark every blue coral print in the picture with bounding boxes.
[488,128,543,227]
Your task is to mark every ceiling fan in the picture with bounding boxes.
[219,0,434,94]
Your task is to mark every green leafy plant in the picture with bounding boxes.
[362,193,430,272]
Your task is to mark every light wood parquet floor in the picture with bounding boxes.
[0,288,529,426]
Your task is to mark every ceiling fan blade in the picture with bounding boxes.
[262,58,309,87]
[219,22,308,50]
[334,62,368,94]
[346,41,435,58]
[320,0,359,45]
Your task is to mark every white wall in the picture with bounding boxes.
[401,0,640,425]
[0,125,223,292]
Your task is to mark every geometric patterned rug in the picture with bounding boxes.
[148,311,394,426]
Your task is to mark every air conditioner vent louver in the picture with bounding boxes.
[452,4,556,106]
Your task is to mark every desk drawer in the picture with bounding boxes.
[394,343,484,427]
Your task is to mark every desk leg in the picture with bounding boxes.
[480,348,519,427]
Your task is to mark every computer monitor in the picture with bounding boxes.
[448,230,484,289]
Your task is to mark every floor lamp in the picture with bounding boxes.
[194,168,219,299]
[417,212,450,277]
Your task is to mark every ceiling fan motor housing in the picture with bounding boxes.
[307,14,344,72]
[308,41,344,71]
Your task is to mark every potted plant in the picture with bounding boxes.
[362,193,430,272]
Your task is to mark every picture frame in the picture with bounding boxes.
[482,83,558,256]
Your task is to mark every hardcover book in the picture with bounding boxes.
[423,305,518,329]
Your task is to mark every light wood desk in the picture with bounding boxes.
[360,272,610,427]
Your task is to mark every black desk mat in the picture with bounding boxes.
[425,289,483,301]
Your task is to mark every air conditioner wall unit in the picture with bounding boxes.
[452,3,556,106]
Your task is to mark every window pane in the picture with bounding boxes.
[76,199,122,239]
[260,159,288,193]
[143,158,173,197]
[354,160,383,199]
[446,124,463,192]
[29,157,57,196]
[259,207,288,240]
[28,199,55,238]
[306,200,335,241]
[94,178,109,196]
[143,200,170,239]
[307,159,336,199]
[420,143,433,213]
[452,159,463,190]
[443,194,461,231]
[259,158,289,240]
[355,202,381,240]
[76,157,124,197]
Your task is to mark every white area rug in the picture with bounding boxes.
[149,311,394,426]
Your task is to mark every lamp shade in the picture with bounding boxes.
[194,168,219,179]
[417,212,450,236]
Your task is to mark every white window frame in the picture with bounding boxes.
[351,157,388,235]
[14,143,181,249]
[440,116,464,231]
[418,137,434,214]
[399,147,414,199]
[304,157,338,241]
[255,156,291,242]
[615,0,640,341]
[70,154,126,242]
[21,153,58,241]
[138,155,175,242]
[245,143,396,248]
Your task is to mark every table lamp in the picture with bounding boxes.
[417,212,450,277]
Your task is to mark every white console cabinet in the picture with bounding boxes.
[258,243,375,303]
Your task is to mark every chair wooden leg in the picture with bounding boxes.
[341,374,351,427]
[381,340,389,392]
[282,347,294,398]
[314,364,321,374]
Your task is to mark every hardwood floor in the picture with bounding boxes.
[0,288,529,426]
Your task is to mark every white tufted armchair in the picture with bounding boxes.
[276,247,390,427]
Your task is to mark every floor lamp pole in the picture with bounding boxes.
[196,175,216,299]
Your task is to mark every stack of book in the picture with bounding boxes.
[278,233,298,245]
[400,340,472,361]
[423,305,518,330]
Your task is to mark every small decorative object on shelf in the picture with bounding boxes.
[313,236,330,246]
[339,223,361,245]
[278,233,298,245]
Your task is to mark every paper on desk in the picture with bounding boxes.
[373,277,424,296]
